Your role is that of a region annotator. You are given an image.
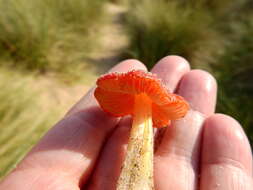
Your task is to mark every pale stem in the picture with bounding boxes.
[116,94,154,190]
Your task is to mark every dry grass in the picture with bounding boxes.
[0,67,91,179]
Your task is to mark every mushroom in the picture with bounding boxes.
[95,70,189,190]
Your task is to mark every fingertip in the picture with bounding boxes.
[205,114,249,146]
[151,55,190,92]
[109,59,147,73]
[156,55,190,70]
[177,69,217,115]
[192,69,217,85]
[203,113,252,175]
[181,69,217,95]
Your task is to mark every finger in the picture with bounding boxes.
[177,70,217,116]
[0,60,147,189]
[200,114,253,189]
[87,118,131,190]
[87,56,191,189]
[155,70,217,190]
[151,55,190,148]
[151,55,190,92]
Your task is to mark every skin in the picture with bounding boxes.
[0,56,252,190]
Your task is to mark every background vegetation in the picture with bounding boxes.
[123,0,253,145]
[0,0,106,78]
[0,68,61,177]
[0,0,252,179]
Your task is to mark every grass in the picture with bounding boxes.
[0,68,62,179]
[0,0,107,78]
[124,0,224,69]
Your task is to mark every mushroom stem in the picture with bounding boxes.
[117,94,154,190]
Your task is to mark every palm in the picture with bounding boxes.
[1,56,252,190]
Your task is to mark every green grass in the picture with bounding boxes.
[123,0,250,69]
[0,68,61,179]
[0,0,107,76]
[124,0,224,69]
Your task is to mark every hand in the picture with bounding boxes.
[0,56,252,190]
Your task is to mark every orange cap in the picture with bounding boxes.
[95,70,189,128]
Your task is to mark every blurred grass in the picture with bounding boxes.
[0,68,61,179]
[0,0,107,78]
[124,0,224,69]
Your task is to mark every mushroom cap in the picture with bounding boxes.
[94,70,189,128]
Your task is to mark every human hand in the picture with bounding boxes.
[0,56,252,190]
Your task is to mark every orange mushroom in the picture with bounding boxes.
[94,70,189,190]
